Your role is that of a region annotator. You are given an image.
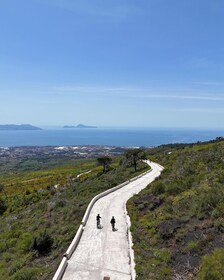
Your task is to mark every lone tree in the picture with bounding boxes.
[97,156,112,173]
[125,148,147,172]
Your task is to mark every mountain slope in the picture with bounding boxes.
[0,154,149,280]
[127,139,224,279]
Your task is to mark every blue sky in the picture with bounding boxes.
[0,0,224,128]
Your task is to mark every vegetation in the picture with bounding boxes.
[97,156,112,173]
[2,138,224,280]
[127,138,224,279]
[0,151,149,280]
[125,148,147,171]
[197,248,224,280]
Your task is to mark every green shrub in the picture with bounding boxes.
[0,240,8,253]
[16,233,33,252]
[151,181,165,195]
[187,240,199,252]
[153,248,171,264]
[11,267,39,280]
[197,248,224,280]
[165,182,183,195]
[158,266,172,279]
[212,202,224,218]
[31,231,53,255]
[0,199,7,215]
[214,218,224,232]
[2,252,12,262]
[8,259,25,275]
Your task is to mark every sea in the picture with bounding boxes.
[0,127,223,148]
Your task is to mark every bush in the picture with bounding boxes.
[0,199,7,215]
[17,233,33,252]
[0,240,8,253]
[197,248,224,280]
[151,181,165,195]
[187,241,199,252]
[11,267,39,280]
[31,231,53,255]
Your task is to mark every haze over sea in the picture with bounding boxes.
[0,127,223,148]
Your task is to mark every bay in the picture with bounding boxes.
[0,127,223,147]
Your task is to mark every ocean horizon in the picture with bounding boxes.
[0,127,223,148]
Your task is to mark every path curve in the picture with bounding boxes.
[62,161,163,280]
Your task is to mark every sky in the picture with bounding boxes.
[0,0,224,129]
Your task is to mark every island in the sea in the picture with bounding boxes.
[63,124,97,129]
[0,124,42,130]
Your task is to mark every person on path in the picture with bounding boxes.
[96,214,101,228]
[110,216,116,231]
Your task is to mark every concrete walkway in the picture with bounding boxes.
[62,161,163,280]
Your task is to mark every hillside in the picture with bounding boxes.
[1,140,223,279]
[0,150,148,280]
[127,139,224,279]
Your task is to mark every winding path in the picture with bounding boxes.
[62,161,163,280]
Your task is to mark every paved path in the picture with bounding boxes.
[62,161,163,280]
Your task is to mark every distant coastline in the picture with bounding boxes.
[63,124,97,129]
[0,124,42,131]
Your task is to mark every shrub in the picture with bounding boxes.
[55,199,66,208]
[0,199,7,215]
[151,181,165,195]
[153,248,171,264]
[11,267,39,280]
[0,240,8,253]
[197,248,224,280]
[158,266,172,278]
[8,259,25,276]
[17,233,33,252]
[2,252,12,262]
[187,240,199,252]
[31,231,53,255]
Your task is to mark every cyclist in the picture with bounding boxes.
[96,214,101,228]
[110,216,116,231]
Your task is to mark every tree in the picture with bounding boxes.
[97,156,112,173]
[125,148,147,172]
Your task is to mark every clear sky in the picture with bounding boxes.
[0,0,224,128]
